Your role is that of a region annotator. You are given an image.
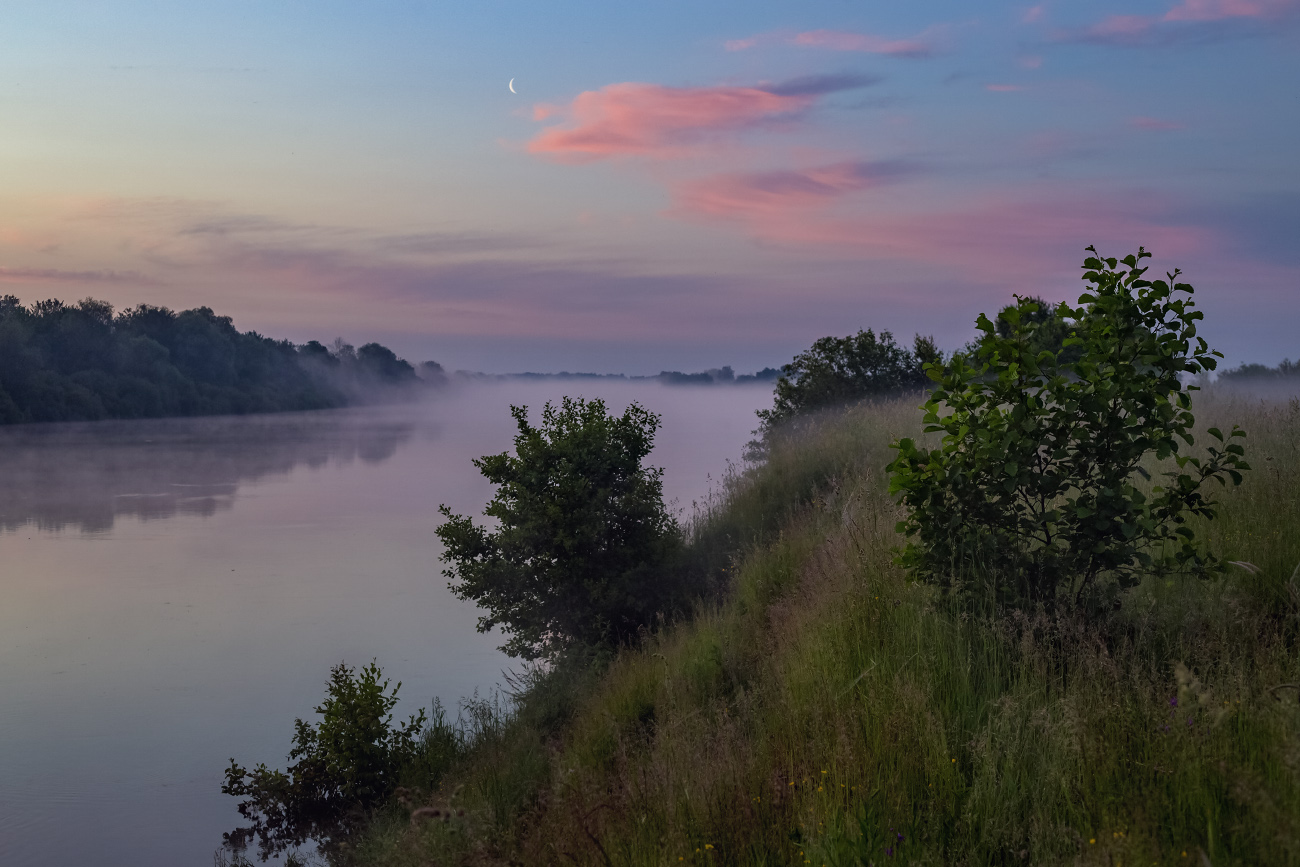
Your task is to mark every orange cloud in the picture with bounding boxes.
[526,83,816,162]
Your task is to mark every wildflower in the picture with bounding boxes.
[1170,697,1178,707]
[1090,839,1096,844]
[705,844,714,850]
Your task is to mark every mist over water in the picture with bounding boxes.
[0,379,773,867]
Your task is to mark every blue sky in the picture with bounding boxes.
[1,0,1296,372]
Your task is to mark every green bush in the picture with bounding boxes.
[887,247,1250,611]
[755,329,941,436]
[437,396,684,660]
[221,661,426,860]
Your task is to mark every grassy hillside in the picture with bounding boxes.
[329,391,1298,866]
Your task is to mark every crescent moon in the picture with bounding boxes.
[508,78,516,94]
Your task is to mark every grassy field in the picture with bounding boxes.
[343,389,1299,867]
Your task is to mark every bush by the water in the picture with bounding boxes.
[222,661,428,860]
[437,397,685,660]
[889,248,1250,612]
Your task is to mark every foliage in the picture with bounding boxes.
[755,329,940,436]
[344,392,1300,867]
[888,247,1250,611]
[0,294,428,425]
[437,397,684,660]
[222,661,427,861]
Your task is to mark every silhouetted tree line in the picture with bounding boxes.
[755,329,942,435]
[0,295,432,425]
[655,365,780,385]
[1219,358,1299,380]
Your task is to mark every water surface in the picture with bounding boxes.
[0,379,772,866]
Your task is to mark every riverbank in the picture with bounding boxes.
[266,390,1300,866]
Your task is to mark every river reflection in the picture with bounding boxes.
[0,380,773,867]
[0,412,417,533]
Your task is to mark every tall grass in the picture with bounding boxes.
[352,393,1300,866]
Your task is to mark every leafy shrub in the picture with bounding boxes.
[437,396,684,660]
[754,329,940,446]
[222,661,426,860]
[887,247,1250,612]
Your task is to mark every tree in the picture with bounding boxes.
[222,661,426,860]
[887,247,1249,613]
[437,397,683,660]
[756,330,941,434]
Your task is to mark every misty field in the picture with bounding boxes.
[328,387,1300,867]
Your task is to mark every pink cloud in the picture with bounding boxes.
[669,162,902,220]
[792,29,935,57]
[1131,116,1186,130]
[1023,4,1048,23]
[723,28,936,58]
[667,172,1215,286]
[526,83,815,162]
[1074,0,1297,42]
[1086,14,1158,39]
[1163,0,1290,21]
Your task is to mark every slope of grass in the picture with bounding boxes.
[348,392,1299,867]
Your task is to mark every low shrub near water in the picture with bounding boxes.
[222,661,428,860]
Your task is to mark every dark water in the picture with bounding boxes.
[0,379,772,866]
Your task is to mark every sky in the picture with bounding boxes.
[1,0,1297,374]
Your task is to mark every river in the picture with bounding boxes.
[0,378,773,866]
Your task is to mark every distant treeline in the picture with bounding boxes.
[0,295,440,425]
[1219,358,1299,381]
[466,366,782,385]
